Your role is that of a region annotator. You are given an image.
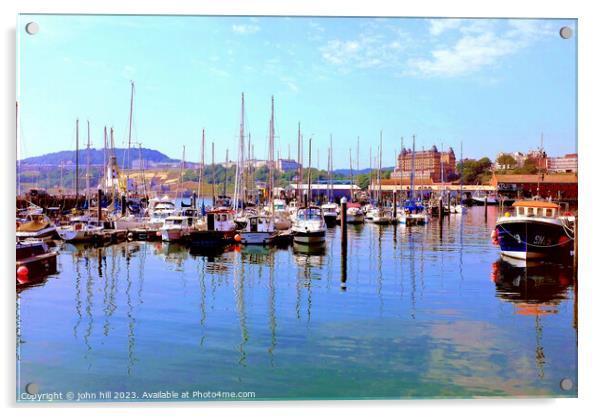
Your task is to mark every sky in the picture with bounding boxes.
[17,15,577,169]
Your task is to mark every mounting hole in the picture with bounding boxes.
[25,22,39,35]
[560,378,574,391]
[559,26,573,39]
[25,383,39,395]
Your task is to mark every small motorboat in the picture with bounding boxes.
[189,208,237,249]
[371,207,395,225]
[292,206,326,245]
[16,214,59,241]
[57,215,104,242]
[346,203,365,224]
[16,239,58,286]
[240,213,276,245]
[161,208,198,242]
[321,202,339,227]
[397,200,428,226]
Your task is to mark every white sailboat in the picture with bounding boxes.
[292,135,327,245]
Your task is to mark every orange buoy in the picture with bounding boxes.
[234,234,241,242]
[17,266,29,284]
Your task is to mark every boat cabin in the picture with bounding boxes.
[296,207,323,221]
[165,216,195,227]
[511,200,560,218]
[206,209,235,231]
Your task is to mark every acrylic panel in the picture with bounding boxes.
[16,14,578,402]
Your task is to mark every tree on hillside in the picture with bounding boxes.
[514,156,540,174]
[458,157,492,184]
[496,153,517,170]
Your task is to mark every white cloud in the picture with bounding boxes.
[406,19,554,77]
[429,19,463,36]
[232,24,260,35]
[320,28,410,70]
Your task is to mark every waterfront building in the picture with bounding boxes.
[286,182,361,201]
[547,153,578,173]
[491,173,578,201]
[277,159,301,172]
[391,145,456,183]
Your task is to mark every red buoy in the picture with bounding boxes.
[234,234,241,243]
[17,266,29,284]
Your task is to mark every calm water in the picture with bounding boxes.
[16,206,577,401]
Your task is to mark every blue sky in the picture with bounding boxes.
[17,15,576,169]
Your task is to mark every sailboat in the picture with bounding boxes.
[371,131,394,225]
[239,95,276,244]
[398,135,428,225]
[450,141,467,214]
[345,146,365,224]
[292,134,327,244]
[322,135,338,227]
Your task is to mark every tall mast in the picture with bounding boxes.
[197,129,205,205]
[75,118,79,198]
[247,132,252,203]
[349,147,354,201]
[127,81,135,173]
[329,134,333,202]
[110,127,116,202]
[103,126,107,190]
[410,134,416,200]
[86,120,91,206]
[399,137,404,205]
[369,145,373,203]
[234,92,245,211]
[223,148,228,197]
[460,141,464,200]
[211,142,216,204]
[307,136,312,204]
[297,122,302,202]
[379,130,383,205]
[268,95,275,205]
[178,145,185,203]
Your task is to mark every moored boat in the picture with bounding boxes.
[240,213,276,245]
[16,214,59,241]
[292,206,326,245]
[493,200,575,262]
[346,203,365,224]
[189,208,237,249]
[397,201,428,226]
[16,239,58,285]
[322,202,339,227]
[160,208,198,242]
[57,215,104,242]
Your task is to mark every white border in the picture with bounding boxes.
[3,1,601,415]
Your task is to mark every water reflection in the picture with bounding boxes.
[490,258,573,306]
[490,257,575,380]
[17,206,577,400]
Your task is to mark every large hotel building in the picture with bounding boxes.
[391,145,457,183]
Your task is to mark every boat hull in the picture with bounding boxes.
[161,229,186,242]
[293,230,326,245]
[346,214,365,224]
[399,215,427,226]
[323,213,338,227]
[16,227,59,242]
[58,229,97,242]
[495,219,573,261]
[240,231,273,245]
[16,251,58,280]
[189,230,236,248]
